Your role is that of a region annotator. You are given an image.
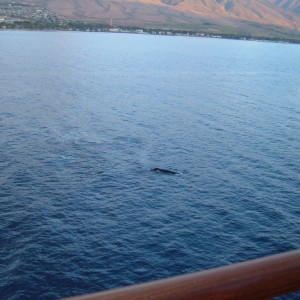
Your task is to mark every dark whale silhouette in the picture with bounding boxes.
[151,168,177,175]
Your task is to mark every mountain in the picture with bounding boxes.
[1,0,300,38]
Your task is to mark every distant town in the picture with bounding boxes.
[0,2,68,26]
[0,1,298,43]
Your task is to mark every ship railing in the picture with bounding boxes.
[65,249,300,300]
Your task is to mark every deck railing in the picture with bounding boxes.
[65,249,300,300]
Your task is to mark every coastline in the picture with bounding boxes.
[1,26,299,44]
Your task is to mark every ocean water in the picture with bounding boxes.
[0,31,299,299]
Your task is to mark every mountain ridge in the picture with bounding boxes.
[1,0,300,38]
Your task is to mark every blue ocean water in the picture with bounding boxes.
[0,31,300,299]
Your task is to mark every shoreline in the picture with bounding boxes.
[1,27,299,45]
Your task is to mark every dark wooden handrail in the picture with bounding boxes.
[65,249,300,300]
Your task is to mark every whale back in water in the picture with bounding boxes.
[151,168,177,175]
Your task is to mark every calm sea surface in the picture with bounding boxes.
[0,31,300,299]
